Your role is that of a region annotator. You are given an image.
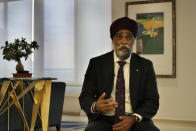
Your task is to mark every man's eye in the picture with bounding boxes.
[117,35,122,39]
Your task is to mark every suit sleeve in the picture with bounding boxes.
[78,59,100,120]
[134,61,159,120]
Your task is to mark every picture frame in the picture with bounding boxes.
[125,0,176,78]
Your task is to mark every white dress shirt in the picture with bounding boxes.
[104,51,132,116]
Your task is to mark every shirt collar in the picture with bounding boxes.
[113,51,131,64]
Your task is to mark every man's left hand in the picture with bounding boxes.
[112,115,137,131]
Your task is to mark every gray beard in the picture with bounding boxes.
[113,44,132,60]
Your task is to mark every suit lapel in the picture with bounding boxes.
[102,51,114,99]
[129,53,141,110]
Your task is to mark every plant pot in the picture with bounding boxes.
[13,73,32,78]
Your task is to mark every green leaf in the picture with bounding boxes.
[0,38,39,61]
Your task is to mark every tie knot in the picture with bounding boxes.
[118,61,126,67]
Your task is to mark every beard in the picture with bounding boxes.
[113,44,133,60]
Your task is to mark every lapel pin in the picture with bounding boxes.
[136,69,139,72]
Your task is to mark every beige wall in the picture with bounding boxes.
[112,0,196,121]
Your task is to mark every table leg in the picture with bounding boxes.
[17,81,25,131]
[30,80,45,131]
[0,81,10,131]
[10,91,29,131]
[40,80,52,131]
[0,81,10,106]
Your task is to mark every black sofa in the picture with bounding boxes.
[0,82,66,131]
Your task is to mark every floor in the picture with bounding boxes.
[47,115,196,131]
[48,115,86,131]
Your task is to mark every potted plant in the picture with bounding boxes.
[1,37,39,77]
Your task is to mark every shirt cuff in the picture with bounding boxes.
[132,113,143,122]
[91,102,97,113]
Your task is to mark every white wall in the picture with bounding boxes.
[0,0,32,77]
[112,0,196,121]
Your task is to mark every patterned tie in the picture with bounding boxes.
[115,61,126,123]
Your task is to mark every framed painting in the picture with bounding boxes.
[125,0,176,78]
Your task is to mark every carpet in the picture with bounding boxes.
[61,121,87,129]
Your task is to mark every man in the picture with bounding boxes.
[79,17,160,131]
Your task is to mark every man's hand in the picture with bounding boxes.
[112,115,137,131]
[95,92,117,113]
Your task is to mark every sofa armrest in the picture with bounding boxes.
[49,82,66,127]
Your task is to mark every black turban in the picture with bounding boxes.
[110,17,138,39]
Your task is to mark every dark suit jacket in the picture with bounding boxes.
[79,51,159,121]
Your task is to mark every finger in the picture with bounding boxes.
[100,103,117,112]
[113,124,123,131]
[102,103,115,108]
[103,100,118,108]
[97,101,116,112]
[102,105,116,112]
[103,108,114,113]
[113,121,123,128]
[102,104,116,111]
[119,116,125,120]
[117,117,131,130]
[113,122,126,131]
[119,116,130,125]
[113,116,134,131]
[98,92,106,100]
[102,98,114,104]
[108,102,118,107]
[112,118,127,129]
[102,101,116,108]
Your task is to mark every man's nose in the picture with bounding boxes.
[121,37,128,44]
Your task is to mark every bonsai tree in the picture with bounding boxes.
[1,37,39,73]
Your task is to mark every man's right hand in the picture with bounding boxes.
[95,92,118,113]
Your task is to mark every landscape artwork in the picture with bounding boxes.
[136,12,164,54]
